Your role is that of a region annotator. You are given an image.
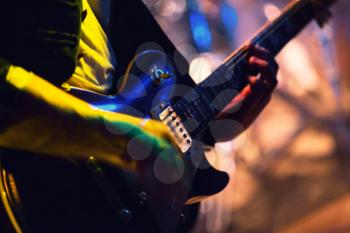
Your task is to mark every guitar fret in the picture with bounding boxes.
[200,87,218,117]
[197,96,212,121]
[227,54,247,81]
[207,86,218,103]
[200,86,212,104]
[192,100,206,122]
[202,87,215,107]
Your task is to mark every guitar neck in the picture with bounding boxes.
[248,0,315,56]
[173,0,330,137]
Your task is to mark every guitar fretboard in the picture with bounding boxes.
[172,0,324,138]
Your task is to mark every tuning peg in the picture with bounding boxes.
[316,9,333,28]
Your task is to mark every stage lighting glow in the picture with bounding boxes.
[155,0,177,17]
[189,11,212,52]
[189,54,213,83]
[264,3,281,21]
[220,2,238,40]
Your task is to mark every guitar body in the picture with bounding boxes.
[0,149,207,233]
[0,50,229,233]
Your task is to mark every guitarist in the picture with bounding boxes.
[0,0,278,232]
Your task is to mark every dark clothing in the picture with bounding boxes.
[0,0,82,85]
[0,1,197,233]
[0,0,186,87]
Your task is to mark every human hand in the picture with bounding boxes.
[212,45,279,141]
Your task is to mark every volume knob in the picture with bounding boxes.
[150,66,171,84]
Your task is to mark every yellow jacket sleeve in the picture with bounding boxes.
[0,65,172,171]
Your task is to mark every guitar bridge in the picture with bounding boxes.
[155,105,192,153]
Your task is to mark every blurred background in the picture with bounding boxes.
[145,0,350,232]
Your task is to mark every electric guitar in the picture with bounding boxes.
[0,0,337,232]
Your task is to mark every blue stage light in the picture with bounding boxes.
[189,11,212,52]
[220,2,238,40]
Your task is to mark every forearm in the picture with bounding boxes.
[0,65,170,170]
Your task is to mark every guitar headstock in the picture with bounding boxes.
[310,0,337,27]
